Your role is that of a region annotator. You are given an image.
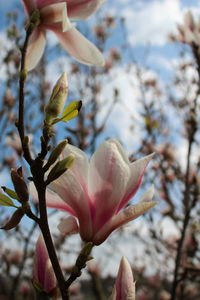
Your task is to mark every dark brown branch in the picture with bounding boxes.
[17,23,34,165]
[31,160,68,300]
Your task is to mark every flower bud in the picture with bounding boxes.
[45,72,68,124]
[46,154,75,184]
[11,168,29,203]
[1,208,24,230]
[44,139,68,171]
[33,235,56,294]
[110,257,135,300]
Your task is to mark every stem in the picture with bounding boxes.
[18,24,34,165]
[17,14,68,299]
[65,242,94,289]
[170,100,197,300]
[31,161,68,300]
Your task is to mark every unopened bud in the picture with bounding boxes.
[45,72,68,124]
[46,154,75,184]
[11,169,29,203]
[1,208,24,230]
[44,140,68,171]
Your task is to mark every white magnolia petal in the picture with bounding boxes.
[89,139,130,233]
[118,153,154,211]
[50,170,93,241]
[40,3,66,25]
[40,2,73,32]
[126,283,136,300]
[68,0,106,20]
[48,24,104,66]
[62,143,89,189]
[94,201,158,245]
[139,185,154,203]
[57,216,79,236]
[29,182,76,216]
[25,28,46,71]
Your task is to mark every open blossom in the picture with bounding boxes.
[110,256,135,300]
[21,0,105,70]
[33,235,56,294]
[31,139,157,245]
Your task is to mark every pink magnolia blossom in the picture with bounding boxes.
[31,139,157,245]
[21,0,105,70]
[110,256,135,300]
[33,234,56,294]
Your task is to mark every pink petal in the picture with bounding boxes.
[88,139,130,233]
[25,27,46,71]
[46,23,104,66]
[115,257,135,300]
[33,235,56,293]
[40,2,72,32]
[117,153,154,212]
[30,182,76,216]
[67,0,106,20]
[50,170,93,241]
[21,0,35,15]
[57,216,79,236]
[44,260,57,293]
[93,191,157,245]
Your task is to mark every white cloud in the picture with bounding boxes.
[108,0,183,46]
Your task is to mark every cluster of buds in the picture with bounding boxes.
[169,11,200,46]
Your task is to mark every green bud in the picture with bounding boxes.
[46,154,75,185]
[44,140,68,171]
[45,73,68,125]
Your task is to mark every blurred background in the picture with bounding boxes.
[0,0,200,299]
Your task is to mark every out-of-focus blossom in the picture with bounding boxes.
[158,290,170,300]
[6,133,23,156]
[169,11,200,46]
[3,88,15,107]
[110,256,135,300]
[33,235,56,294]
[31,139,157,245]
[21,0,105,70]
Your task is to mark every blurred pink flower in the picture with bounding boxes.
[110,256,135,300]
[31,139,157,245]
[21,0,105,70]
[33,234,56,294]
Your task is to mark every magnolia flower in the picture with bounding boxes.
[21,0,105,70]
[33,235,56,294]
[110,256,135,300]
[31,139,157,245]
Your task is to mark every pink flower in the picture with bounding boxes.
[31,139,157,245]
[33,234,56,294]
[21,0,105,70]
[110,256,135,300]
